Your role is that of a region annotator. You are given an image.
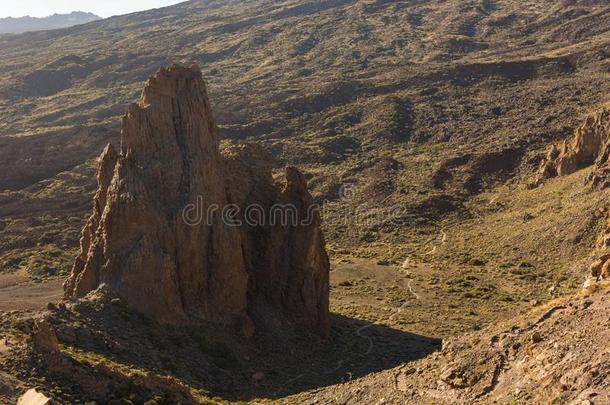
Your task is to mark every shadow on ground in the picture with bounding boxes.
[36,299,441,402]
[252,314,442,400]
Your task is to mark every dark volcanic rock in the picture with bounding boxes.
[64,64,330,337]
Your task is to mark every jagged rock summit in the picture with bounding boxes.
[532,104,610,188]
[64,64,330,337]
[529,104,610,281]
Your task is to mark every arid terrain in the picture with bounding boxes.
[0,0,609,403]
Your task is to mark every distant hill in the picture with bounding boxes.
[0,11,100,34]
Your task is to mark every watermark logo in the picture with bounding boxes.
[182,198,322,227]
[181,183,408,228]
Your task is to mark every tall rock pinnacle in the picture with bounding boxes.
[64,64,330,337]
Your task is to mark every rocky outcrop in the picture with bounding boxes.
[588,134,610,189]
[291,288,610,405]
[597,216,610,249]
[64,64,330,337]
[31,320,59,355]
[589,254,610,280]
[530,105,610,280]
[589,215,610,280]
[531,104,610,188]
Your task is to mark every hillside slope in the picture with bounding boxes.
[0,0,608,333]
[285,283,610,404]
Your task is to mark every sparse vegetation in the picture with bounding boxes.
[0,0,608,403]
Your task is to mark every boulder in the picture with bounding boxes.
[31,320,59,354]
[64,64,330,337]
[17,389,52,405]
[589,253,610,280]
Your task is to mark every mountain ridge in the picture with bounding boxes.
[0,11,101,34]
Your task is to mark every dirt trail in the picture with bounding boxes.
[287,284,610,404]
[280,255,440,390]
[0,272,63,311]
[275,230,449,395]
[0,270,28,289]
[400,259,421,301]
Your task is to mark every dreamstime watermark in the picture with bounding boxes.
[181,183,409,228]
[183,199,321,227]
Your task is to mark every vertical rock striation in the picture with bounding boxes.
[64,64,330,337]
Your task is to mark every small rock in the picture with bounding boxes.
[32,319,59,354]
[531,332,543,344]
[582,299,594,309]
[523,212,535,221]
[440,367,468,388]
[469,258,487,266]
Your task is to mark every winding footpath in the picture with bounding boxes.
[283,229,447,388]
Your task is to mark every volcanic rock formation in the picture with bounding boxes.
[64,64,330,337]
[532,104,610,188]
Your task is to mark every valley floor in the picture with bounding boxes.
[0,168,607,403]
[0,271,63,312]
[283,282,610,404]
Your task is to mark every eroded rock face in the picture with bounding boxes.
[590,216,610,280]
[588,132,610,189]
[31,319,59,354]
[531,105,610,188]
[529,105,610,280]
[589,254,610,280]
[64,64,330,337]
